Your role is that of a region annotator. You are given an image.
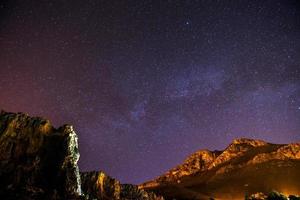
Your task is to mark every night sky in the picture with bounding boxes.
[0,0,300,184]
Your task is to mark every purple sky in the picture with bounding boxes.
[0,0,300,184]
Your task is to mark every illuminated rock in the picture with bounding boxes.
[141,138,300,200]
[0,111,81,199]
[0,111,164,200]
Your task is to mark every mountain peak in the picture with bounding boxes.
[141,138,300,200]
[231,138,268,146]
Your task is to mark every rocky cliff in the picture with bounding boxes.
[81,171,163,200]
[1,111,299,200]
[0,111,163,200]
[140,138,300,200]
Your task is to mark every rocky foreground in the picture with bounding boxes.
[0,111,299,200]
[0,111,163,200]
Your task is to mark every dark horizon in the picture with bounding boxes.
[1,0,300,184]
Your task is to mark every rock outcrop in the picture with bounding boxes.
[140,138,300,200]
[1,111,299,200]
[0,111,163,200]
[149,150,221,185]
[248,191,300,200]
[81,171,163,200]
[0,111,82,199]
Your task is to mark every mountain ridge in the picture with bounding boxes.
[0,110,299,200]
[140,138,300,200]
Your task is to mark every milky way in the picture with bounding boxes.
[0,0,300,184]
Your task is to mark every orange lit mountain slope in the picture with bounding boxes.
[140,138,300,200]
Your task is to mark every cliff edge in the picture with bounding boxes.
[0,111,163,200]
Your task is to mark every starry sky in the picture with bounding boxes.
[0,0,300,184]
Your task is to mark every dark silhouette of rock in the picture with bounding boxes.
[247,191,300,200]
[266,191,288,200]
[289,195,300,200]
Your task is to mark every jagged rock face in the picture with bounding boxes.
[141,138,300,200]
[81,171,164,200]
[2,111,299,200]
[120,184,164,200]
[0,111,164,200]
[0,111,82,199]
[81,171,121,200]
[143,138,270,187]
[151,150,221,185]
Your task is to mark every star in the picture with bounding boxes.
[0,0,299,184]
